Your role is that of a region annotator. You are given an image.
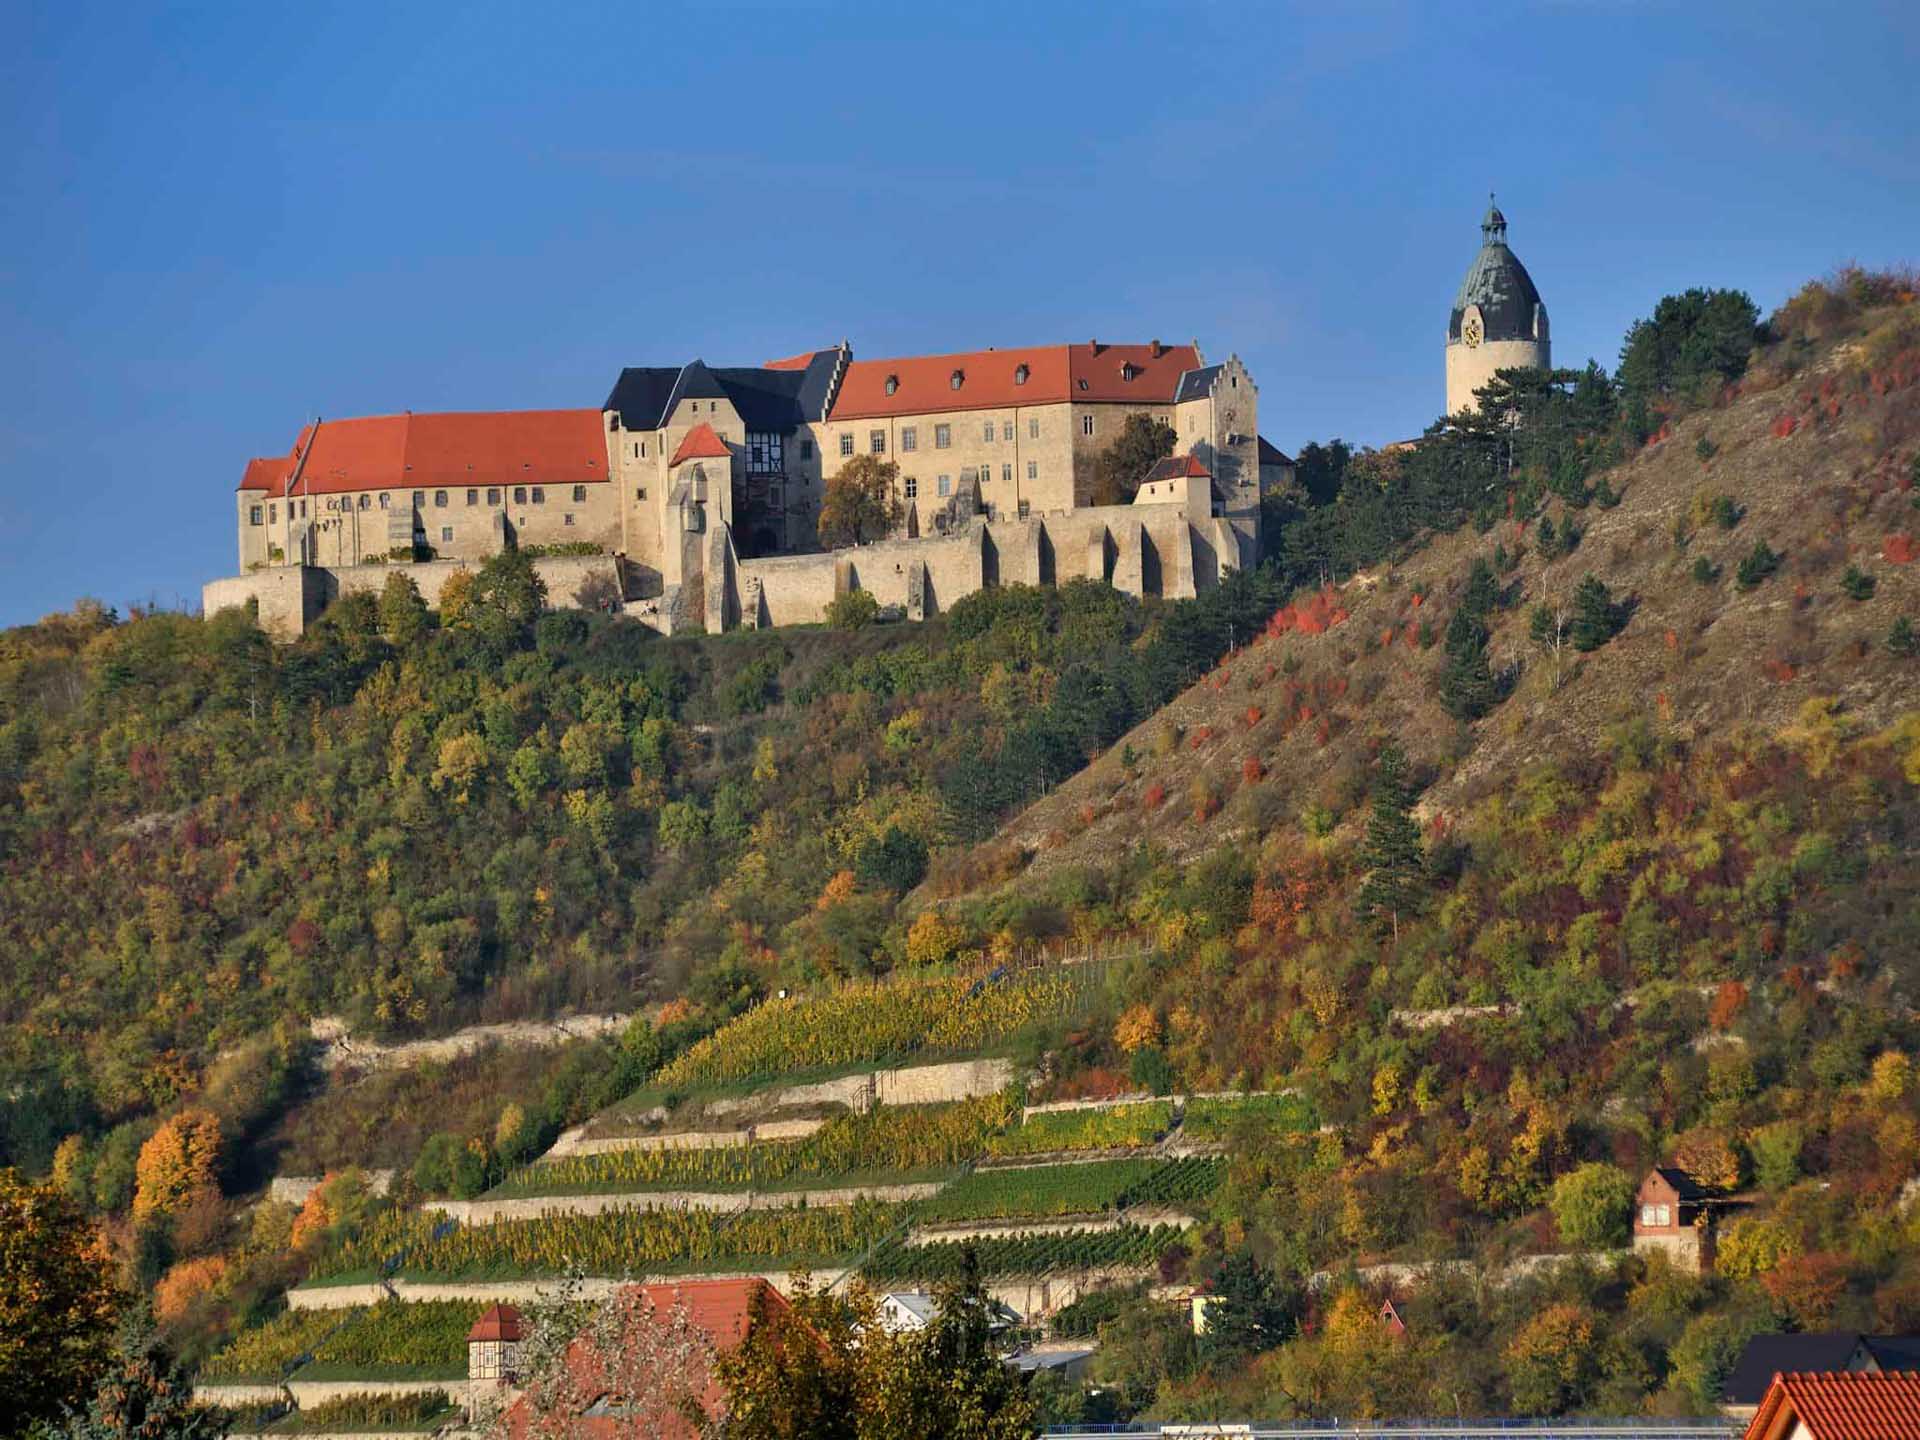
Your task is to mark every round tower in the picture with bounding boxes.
[1446,197,1550,415]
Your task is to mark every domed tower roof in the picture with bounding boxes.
[1448,195,1546,345]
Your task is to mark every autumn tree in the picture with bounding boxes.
[1356,739,1425,938]
[1504,1302,1600,1414]
[131,1110,221,1224]
[1090,413,1176,506]
[819,455,905,548]
[863,1254,1038,1440]
[709,1280,865,1440]
[0,1169,123,1430]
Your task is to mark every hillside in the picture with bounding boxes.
[5,265,1920,1428]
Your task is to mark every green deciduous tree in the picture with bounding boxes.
[1090,413,1177,506]
[1548,1163,1634,1248]
[378,571,429,646]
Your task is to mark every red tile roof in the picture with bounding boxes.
[762,351,821,371]
[1747,1372,1920,1440]
[670,421,732,466]
[238,456,293,493]
[468,1303,523,1343]
[244,409,608,497]
[1147,454,1212,481]
[829,342,1201,421]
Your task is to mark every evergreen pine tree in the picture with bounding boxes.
[1358,739,1426,939]
[54,1309,229,1440]
[1569,575,1623,651]
[1439,558,1501,721]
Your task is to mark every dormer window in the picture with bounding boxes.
[950,369,964,390]
[885,374,899,397]
[1077,379,1089,391]
[1121,363,1138,382]
[1014,364,1029,385]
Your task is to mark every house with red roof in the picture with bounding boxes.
[1742,1370,1920,1440]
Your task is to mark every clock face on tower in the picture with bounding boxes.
[1461,310,1484,348]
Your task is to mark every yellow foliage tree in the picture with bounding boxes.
[132,1109,222,1223]
[904,909,966,969]
[431,732,489,802]
[438,569,475,625]
[1113,1005,1161,1055]
[1869,1050,1913,1102]
[0,1170,122,1428]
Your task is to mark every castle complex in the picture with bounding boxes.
[207,202,1548,638]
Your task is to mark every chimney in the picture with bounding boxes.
[1150,339,1163,358]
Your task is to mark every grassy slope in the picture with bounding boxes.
[972,334,1919,884]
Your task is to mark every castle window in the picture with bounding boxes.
[903,476,918,500]
[359,494,370,509]
[1081,414,1095,437]
[934,424,951,449]
[636,487,647,500]
[869,429,886,455]
[839,433,854,457]
[564,513,575,526]
[1028,417,1039,438]
[514,487,527,504]
[1027,460,1038,480]
[379,494,390,509]
[466,489,477,506]
[487,488,500,505]
[268,504,277,523]
[1002,463,1012,485]
[937,474,951,497]
[884,374,899,396]
[413,491,424,507]
[901,427,916,452]
[950,369,964,390]
[982,420,995,443]
[532,487,544,503]
[573,485,587,502]
[1121,363,1137,381]
[1014,364,1029,385]
[434,490,448,507]
[1002,421,1013,441]
[299,500,307,517]
[801,439,814,460]
[1077,379,1089,391]
[1018,499,1031,519]
[633,442,640,458]
[249,505,263,525]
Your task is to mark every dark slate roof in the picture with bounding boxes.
[1865,1335,1920,1371]
[1449,204,1546,346]
[604,350,842,432]
[604,367,682,430]
[1651,1166,1711,1201]
[1174,364,1222,404]
[1259,436,1293,467]
[1724,1332,1866,1405]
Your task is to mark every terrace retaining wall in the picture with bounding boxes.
[423,1180,941,1225]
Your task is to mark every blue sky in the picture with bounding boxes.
[2,1,1916,627]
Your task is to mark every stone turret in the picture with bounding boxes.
[1446,197,1551,415]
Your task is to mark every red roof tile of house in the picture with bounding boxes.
[762,351,821,371]
[1747,1371,1920,1440]
[670,421,732,467]
[829,342,1201,421]
[1145,454,1212,481]
[468,1303,523,1343]
[238,456,294,493]
[245,409,608,497]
